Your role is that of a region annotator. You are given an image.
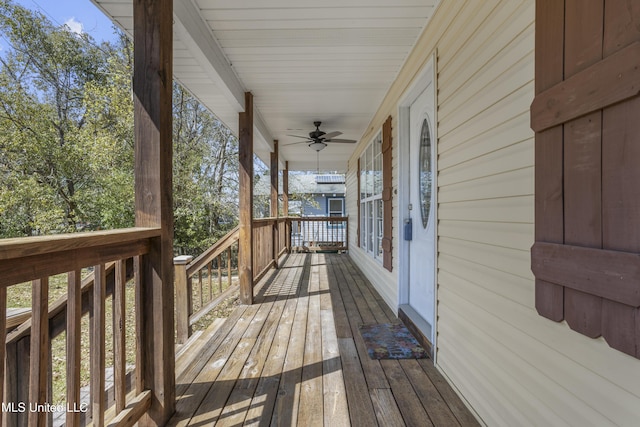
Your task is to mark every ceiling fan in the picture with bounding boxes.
[286,121,356,152]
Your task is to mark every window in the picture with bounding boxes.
[360,132,384,260]
[328,198,344,227]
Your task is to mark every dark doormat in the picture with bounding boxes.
[359,323,428,360]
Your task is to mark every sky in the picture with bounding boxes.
[13,0,118,43]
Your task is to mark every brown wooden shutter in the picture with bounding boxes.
[531,0,640,358]
[382,116,393,271]
[357,158,361,248]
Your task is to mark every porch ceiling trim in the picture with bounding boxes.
[174,0,276,155]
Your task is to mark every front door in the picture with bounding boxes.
[408,81,436,342]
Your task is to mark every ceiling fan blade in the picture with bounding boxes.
[283,140,310,146]
[321,131,342,140]
[325,138,357,143]
[286,134,311,139]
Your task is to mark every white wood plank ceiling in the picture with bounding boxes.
[92,0,439,171]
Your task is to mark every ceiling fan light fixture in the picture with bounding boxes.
[309,141,327,152]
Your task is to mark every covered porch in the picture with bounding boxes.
[170,252,478,427]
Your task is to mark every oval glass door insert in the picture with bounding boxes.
[419,118,432,229]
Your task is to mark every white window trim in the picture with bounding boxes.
[360,131,384,261]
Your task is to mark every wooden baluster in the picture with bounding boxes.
[66,269,82,427]
[345,218,349,250]
[91,264,106,427]
[208,262,213,300]
[134,256,144,394]
[114,260,127,414]
[227,247,232,288]
[29,277,48,427]
[47,338,53,427]
[198,270,203,310]
[0,284,6,427]
[218,255,223,293]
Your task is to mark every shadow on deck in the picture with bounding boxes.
[169,253,480,427]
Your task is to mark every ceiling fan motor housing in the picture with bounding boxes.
[310,121,325,140]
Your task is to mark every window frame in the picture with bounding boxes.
[359,131,384,261]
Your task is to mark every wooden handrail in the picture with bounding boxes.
[288,216,348,222]
[0,227,160,427]
[186,226,239,276]
[176,226,240,344]
[0,228,161,287]
[0,227,161,261]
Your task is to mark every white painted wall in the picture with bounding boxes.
[347,0,640,425]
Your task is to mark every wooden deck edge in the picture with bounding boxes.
[176,318,227,376]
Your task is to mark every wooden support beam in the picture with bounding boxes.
[283,161,289,216]
[133,0,175,423]
[271,141,279,218]
[283,161,290,252]
[239,92,254,304]
[271,141,279,267]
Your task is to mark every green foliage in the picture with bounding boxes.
[0,1,240,254]
[0,0,133,234]
[172,84,239,255]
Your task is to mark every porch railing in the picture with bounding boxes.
[290,216,348,252]
[0,228,160,427]
[253,218,289,282]
[174,226,239,344]
[174,218,290,344]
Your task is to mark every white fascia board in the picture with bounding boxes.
[174,0,245,112]
[173,0,274,146]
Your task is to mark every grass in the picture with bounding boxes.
[7,272,138,404]
[6,267,237,405]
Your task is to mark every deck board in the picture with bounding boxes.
[171,253,480,427]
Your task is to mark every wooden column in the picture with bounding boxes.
[271,141,279,267]
[283,161,290,252]
[133,0,175,424]
[239,92,254,304]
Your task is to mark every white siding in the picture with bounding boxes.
[347,0,640,425]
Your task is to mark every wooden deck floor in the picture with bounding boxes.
[169,253,480,427]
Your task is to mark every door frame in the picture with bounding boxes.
[397,53,438,360]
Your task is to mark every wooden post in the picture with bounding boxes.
[239,92,254,304]
[283,161,290,252]
[174,255,193,344]
[133,0,175,423]
[271,140,279,267]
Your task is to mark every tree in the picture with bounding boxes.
[0,1,241,255]
[172,83,239,254]
[0,0,133,235]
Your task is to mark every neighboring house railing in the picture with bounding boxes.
[0,228,161,427]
